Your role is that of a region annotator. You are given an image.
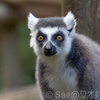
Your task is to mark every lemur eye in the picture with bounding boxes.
[38,36,44,41]
[56,35,63,41]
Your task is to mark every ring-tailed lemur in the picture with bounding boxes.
[28,12,100,100]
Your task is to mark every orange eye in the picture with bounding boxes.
[57,35,63,41]
[38,36,44,41]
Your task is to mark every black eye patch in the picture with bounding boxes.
[52,31,64,46]
[36,30,47,47]
[37,31,47,42]
[52,31,64,41]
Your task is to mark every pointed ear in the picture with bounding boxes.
[28,13,39,32]
[64,11,76,32]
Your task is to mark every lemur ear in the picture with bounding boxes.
[28,13,39,32]
[64,11,76,32]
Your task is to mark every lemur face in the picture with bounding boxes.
[28,12,76,57]
[36,27,66,56]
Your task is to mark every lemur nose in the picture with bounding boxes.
[45,47,52,52]
[45,42,53,53]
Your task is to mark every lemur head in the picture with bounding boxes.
[28,12,76,58]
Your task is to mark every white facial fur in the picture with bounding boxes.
[40,27,58,41]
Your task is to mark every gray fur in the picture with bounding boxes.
[28,12,100,100]
[35,17,66,30]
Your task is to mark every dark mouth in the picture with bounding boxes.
[44,51,57,56]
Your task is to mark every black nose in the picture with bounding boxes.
[44,42,57,56]
[45,47,52,52]
[45,42,53,53]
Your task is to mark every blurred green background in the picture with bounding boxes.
[0,21,36,88]
[17,21,36,85]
